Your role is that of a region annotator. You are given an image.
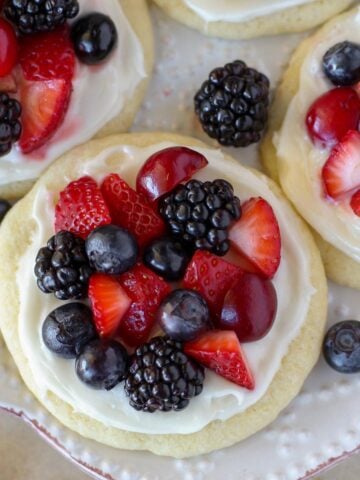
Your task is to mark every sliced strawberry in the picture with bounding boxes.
[0,73,16,93]
[184,330,254,389]
[19,26,75,82]
[19,77,72,153]
[322,130,360,199]
[88,273,131,338]
[183,250,243,319]
[55,176,111,239]
[306,87,360,147]
[118,264,171,347]
[229,197,281,279]
[101,174,166,248]
[350,189,360,216]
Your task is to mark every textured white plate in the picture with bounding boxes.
[1,5,360,480]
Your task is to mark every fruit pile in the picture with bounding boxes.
[35,146,282,413]
[305,41,360,216]
[0,0,117,157]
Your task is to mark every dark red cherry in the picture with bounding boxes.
[136,147,208,203]
[219,272,277,342]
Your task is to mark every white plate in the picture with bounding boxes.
[1,5,360,480]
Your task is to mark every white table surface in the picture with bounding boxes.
[1,409,359,480]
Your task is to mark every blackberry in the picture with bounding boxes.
[4,0,79,35]
[159,179,241,256]
[125,336,204,413]
[194,60,270,147]
[35,230,92,300]
[0,93,21,157]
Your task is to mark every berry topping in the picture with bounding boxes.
[323,320,360,374]
[322,130,360,199]
[118,264,171,347]
[76,339,129,390]
[71,13,117,65]
[0,199,11,223]
[34,231,92,300]
[0,92,21,157]
[219,272,277,342]
[4,0,79,35]
[101,173,165,248]
[143,237,191,281]
[350,189,360,216]
[183,250,243,318]
[125,336,204,413]
[229,197,281,279]
[306,87,360,147]
[159,179,241,256]
[42,303,96,359]
[54,176,111,239]
[184,330,254,389]
[19,77,72,154]
[323,41,360,86]
[0,18,17,77]
[85,224,138,275]
[157,289,210,342]
[194,60,270,147]
[88,273,131,338]
[136,147,208,203]
[19,25,75,82]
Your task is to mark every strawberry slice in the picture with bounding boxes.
[229,197,281,279]
[19,77,72,153]
[55,176,111,239]
[118,264,171,347]
[89,273,131,338]
[183,250,243,319]
[322,130,360,199]
[19,26,75,82]
[184,330,255,389]
[101,174,166,248]
[350,189,360,216]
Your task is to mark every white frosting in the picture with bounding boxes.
[183,0,316,23]
[0,0,146,186]
[276,7,360,262]
[17,142,315,435]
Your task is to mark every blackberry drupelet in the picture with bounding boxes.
[125,336,204,413]
[159,179,241,256]
[35,230,93,300]
[4,0,79,34]
[194,60,270,147]
[0,93,21,157]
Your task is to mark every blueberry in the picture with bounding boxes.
[71,13,117,65]
[323,320,360,373]
[157,289,210,342]
[85,224,138,275]
[143,238,191,281]
[75,339,129,390]
[42,303,96,359]
[0,199,11,223]
[323,41,360,86]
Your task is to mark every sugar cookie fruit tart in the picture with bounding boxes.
[261,6,360,289]
[0,0,153,200]
[0,132,327,458]
[153,0,354,40]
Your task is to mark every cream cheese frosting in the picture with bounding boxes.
[0,0,146,187]
[17,142,315,435]
[276,7,360,262]
[183,0,316,23]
